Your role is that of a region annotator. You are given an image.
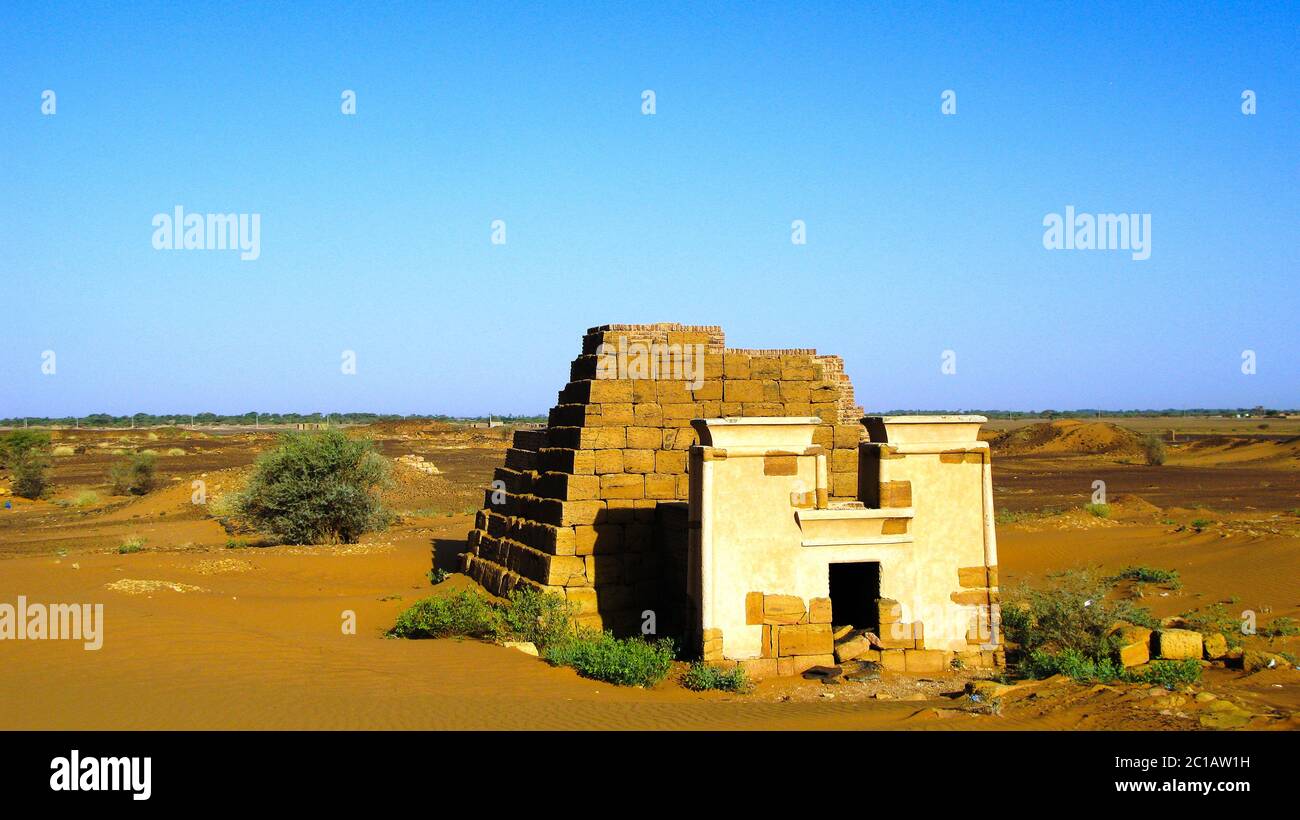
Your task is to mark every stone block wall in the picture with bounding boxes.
[459,322,865,637]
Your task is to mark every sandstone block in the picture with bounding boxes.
[904,649,948,673]
[808,597,832,624]
[1156,628,1203,660]
[778,623,833,656]
[622,449,654,473]
[763,594,806,625]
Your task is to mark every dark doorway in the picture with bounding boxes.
[829,561,881,631]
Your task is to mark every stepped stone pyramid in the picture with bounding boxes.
[460,323,865,636]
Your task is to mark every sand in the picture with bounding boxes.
[1,421,1297,730]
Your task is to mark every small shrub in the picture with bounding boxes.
[1084,503,1111,518]
[11,451,51,499]
[51,445,76,457]
[1129,659,1201,688]
[1020,650,1201,686]
[1142,435,1166,466]
[109,452,158,496]
[74,490,99,507]
[543,631,675,687]
[165,448,186,456]
[234,430,391,544]
[501,586,576,648]
[427,567,450,585]
[1110,565,1181,588]
[1190,518,1211,531]
[1260,616,1299,639]
[681,661,750,692]
[388,590,502,639]
[118,536,146,554]
[1021,648,1123,682]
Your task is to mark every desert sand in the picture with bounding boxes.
[1,419,1296,730]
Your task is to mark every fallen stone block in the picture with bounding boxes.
[1108,622,1153,667]
[1156,628,1203,660]
[1243,650,1291,672]
[1202,632,1228,660]
[834,634,875,663]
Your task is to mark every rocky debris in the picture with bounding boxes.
[965,679,1019,700]
[841,660,882,682]
[801,665,842,683]
[104,578,207,595]
[396,454,442,475]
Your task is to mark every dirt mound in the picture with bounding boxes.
[366,420,457,438]
[1171,436,1300,469]
[992,420,1143,456]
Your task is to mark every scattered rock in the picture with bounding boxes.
[1199,700,1253,729]
[503,641,538,657]
[966,679,1017,700]
[1243,650,1291,672]
[801,665,842,682]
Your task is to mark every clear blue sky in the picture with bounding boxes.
[1,2,1296,417]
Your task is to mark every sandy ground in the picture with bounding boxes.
[1,419,1297,730]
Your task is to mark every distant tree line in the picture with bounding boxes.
[0,412,547,428]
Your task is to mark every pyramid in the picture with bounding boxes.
[460,323,865,637]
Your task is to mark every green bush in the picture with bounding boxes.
[1260,616,1299,639]
[118,536,146,554]
[109,452,158,496]
[1021,649,1201,686]
[1129,659,1201,688]
[1143,435,1166,466]
[543,631,676,687]
[11,452,50,499]
[234,430,391,544]
[388,590,502,639]
[1110,565,1181,588]
[681,661,750,692]
[1084,503,1111,518]
[1021,648,1124,682]
[0,430,51,469]
[501,586,576,648]
[1002,568,1161,681]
